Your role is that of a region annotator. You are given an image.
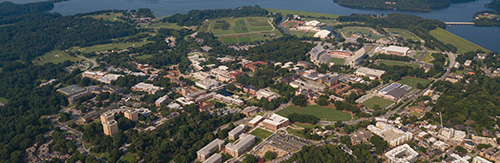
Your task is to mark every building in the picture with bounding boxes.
[203,153,222,163]
[195,79,221,90]
[57,85,86,96]
[228,124,247,140]
[385,144,419,163]
[100,112,115,124]
[261,113,289,131]
[102,120,119,136]
[368,122,413,147]
[355,67,386,80]
[124,109,139,121]
[196,139,225,162]
[248,115,264,127]
[376,83,411,101]
[225,134,256,157]
[351,130,373,145]
[465,141,476,151]
[464,60,473,67]
[379,45,410,56]
[82,71,107,80]
[214,94,244,106]
[433,141,451,151]
[314,30,331,39]
[444,153,471,163]
[256,89,279,101]
[304,20,320,26]
[198,101,215,112]
[97,74,123,84]
[473,156,492,163]
[242,106,260,116]
[155,95,170,107]
[131,82,163,94]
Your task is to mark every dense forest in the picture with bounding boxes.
[164,5,268,26]
[246,36,315,62]
[333,0,474,11]
[285,143,383,163]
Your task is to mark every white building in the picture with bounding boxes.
[131,82,163,94]
[355,67,386,80]
[196,139,225,162]
[225,134,256,157]
[96,74,123,84]
[248,115,264,127]
[473,156,492,163]
[385,144,419,163]
[368,122,413,147]
[447,153,471,163]
[195,79,220,90]
[228,124,247,140]
[304,20,320,26]
[203,153,222,163]
[378,45,410,56]
[314,30,331,39]
[256,89,279,101]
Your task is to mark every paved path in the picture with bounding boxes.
[417,48,427,62]
[77,55,98,69]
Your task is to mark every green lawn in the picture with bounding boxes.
[142,22,192,30]
[120,153,138,163]
[385,28,421,41]
[266,9,340,19]
[69,41,150,54]
[339,26,381,38]
[362,96,394,109]
[222,36,238,44]
[456,68,474,75]
[0,97,8,104]
[199,16,279,43]
[421,52,435,63]
[237,35,252,43]
[378,59,420,69]
[397,77,432,88]
[289,30,315,38]
[87,12,124,22]
[429,28,489,54]
[33,50,80,65]
[276,105,352,121]
[250,128,273,139]
[330,58,345,65]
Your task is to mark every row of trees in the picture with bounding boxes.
[287,113,320,124]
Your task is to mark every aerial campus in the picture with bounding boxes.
[2,0,500,163]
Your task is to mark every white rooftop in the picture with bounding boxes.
[385,144,419,163]
[264,113,289,126]
[249,115,264,124]
[385,45,410,54]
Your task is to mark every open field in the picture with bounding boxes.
[88,12,124,22]
[251,128,273,139]
[199,17,279,43]
[339,26,385,40]
[33,50,81,65]
[430,28,489,54]
[330,58,345,65]
[276,105,352,121]
[0,97,8,104]
[69,41,149,54]
[378,59,420,69]
[398,77,432,88]
[289,30,315,38]
[142,22,194,30]
[362,96,394,109]
[385,28,421,41]
[120,153,138,163]
[421,52,435,63]
[266,9,340,19]
[456,68,474,75]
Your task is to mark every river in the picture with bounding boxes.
[5,0,500,52]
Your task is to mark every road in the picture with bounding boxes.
[417,48,427,62]
[277,15,289,35]
[77,55,98,69]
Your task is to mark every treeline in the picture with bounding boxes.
[164,5,268,26]
[337,14,457,52]
[285,144,382,163]
[0,12,137,62]
[0,1,53,17]
[246,36,314,62]
[333,0,451,11]
[372,53,414,62]
[287,113,320,124]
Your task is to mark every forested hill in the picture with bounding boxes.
[0,1,54,16]
[333,0,473,11]
[486,0,500,12]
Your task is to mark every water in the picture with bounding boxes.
[3,0,499,52]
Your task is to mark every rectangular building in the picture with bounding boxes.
[124,109,139,121]
[225,134,255,157]
[248,115,264,127]
[242,106,260,116]
[103,120,119,136]
[197,139,225,162]
[355,67,386,80]
[131,82,163,94]
[155,95,170,107]
[368,122,413,147]
[203,153,222,163]
[385,144,419,163]
[228,125,247,140]
[261,114,289,131]
[195,79,221,90]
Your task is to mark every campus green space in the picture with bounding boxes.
[87,12,124,22]
[33,50,81,65]
[0,97,8,104]
[288,30,315,38]
[362,96,394,109]
[142,22,191,30]
[339,26,384,40]
[266,9,340,19]
[250,128,273,139]
[378,59,420,69]
[397,77,432,88]
[421,52,435,63]
[199,17,280,43]
[456,68,474,75]
[385,28,421,41]
[429,28,489,54]
[120,153,138,163]
[330,58,345,65]
[69,41,150,54]
[276,105,352,121]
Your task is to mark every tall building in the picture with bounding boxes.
[197,139,225,162]
[226,134,255,157]
[100,112,114,124]
[385,144,419,163]
[103,120,118,136]
[124,109,139,121]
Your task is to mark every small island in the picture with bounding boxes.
[332,0,473,11]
